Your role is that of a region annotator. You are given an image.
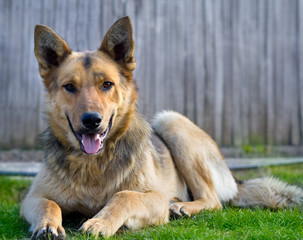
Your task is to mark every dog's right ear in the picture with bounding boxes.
[34,25,71,77]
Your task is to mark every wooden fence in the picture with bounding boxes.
[0,0,303,148]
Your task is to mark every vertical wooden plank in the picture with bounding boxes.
[20,0,32,146]
[237,0,249,146]
[265,0,275,145]
[154,0,167,117]
[41,0,54,27]
[212,0,224,144]
[0,0,7,107]
[238,1,251,146]
[53,0,67,40]
[100,0,118,38]
[75,0,89,50]
[202,0,215,137]
[124,0,136,21]
[138,0,150,117]
[0,0,10,147]
[165,1,174,113]
[144,0,157,118]
[194,0,206,129]
[221,0,233,145]
[271,0,280,145]
[247,1,260,144]
[65,0,77,50]
[254,1,263,144]
[8,0,24,147]
[238,0,265,145]
[284,1,300,145]
[256,0,264,144]
[162,0,172,113]
[87,0,102,50]
[256,0,270,145]
[298,0,303,145]
[112,0,125,19]
[174,0,186,115]
[130,0,152,118]
[282,0,291,145]
[256,0,267,144]
[231,0,242,146]
[274,0,287,145]
[183,0,196,121]
[153,0,186,117]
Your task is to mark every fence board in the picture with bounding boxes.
[0,0,302,148]
[299,0,303,144]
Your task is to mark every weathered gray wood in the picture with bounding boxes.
[213,0,224,145]
[0,0,303,148]
[299,0,303,145]
[193,0,206,130]
[266,0,275,145]
[285,0,300,145]
[221,0,232,145]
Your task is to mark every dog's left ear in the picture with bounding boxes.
[100,16,136,71]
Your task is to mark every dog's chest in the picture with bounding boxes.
[57,181,117,216]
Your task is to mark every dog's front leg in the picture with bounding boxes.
[80,190,169,237]
[21,196,65,240]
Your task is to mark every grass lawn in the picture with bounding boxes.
[0,164,303,239]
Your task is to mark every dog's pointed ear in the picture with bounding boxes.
[34,25,71,77]
[99,16,136,71]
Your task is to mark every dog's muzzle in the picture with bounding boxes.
[66,114,113,155]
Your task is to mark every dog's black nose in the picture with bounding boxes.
[81,112,102,129]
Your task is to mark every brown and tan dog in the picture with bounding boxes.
[21,17,303,239]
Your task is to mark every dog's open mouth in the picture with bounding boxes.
[80,124,111,154]
[66,115,113,155]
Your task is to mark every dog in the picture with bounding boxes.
[21,16,303,239]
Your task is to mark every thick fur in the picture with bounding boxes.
[21,17,303,239]
[232,177,303,208]
[153,111,303,210]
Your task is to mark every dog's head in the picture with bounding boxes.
[34,17,137,155]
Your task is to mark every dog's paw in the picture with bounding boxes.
[169,202,190,218]
[80,218,115,238]
[31,222,66,240]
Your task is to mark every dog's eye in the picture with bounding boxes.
[63,84,77,93]
[102,81,113,90]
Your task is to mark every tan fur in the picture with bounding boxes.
[152,111,237,214]
[21,17,303,239]
[231,177,303,208]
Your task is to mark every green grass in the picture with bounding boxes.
[1,164,303,239]
[0,176,31,239]
[233,163,303,186]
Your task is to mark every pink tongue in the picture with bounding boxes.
[82,134,101,154]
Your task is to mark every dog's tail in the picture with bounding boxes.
[230,177,303,209]
[152,110,303,209]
